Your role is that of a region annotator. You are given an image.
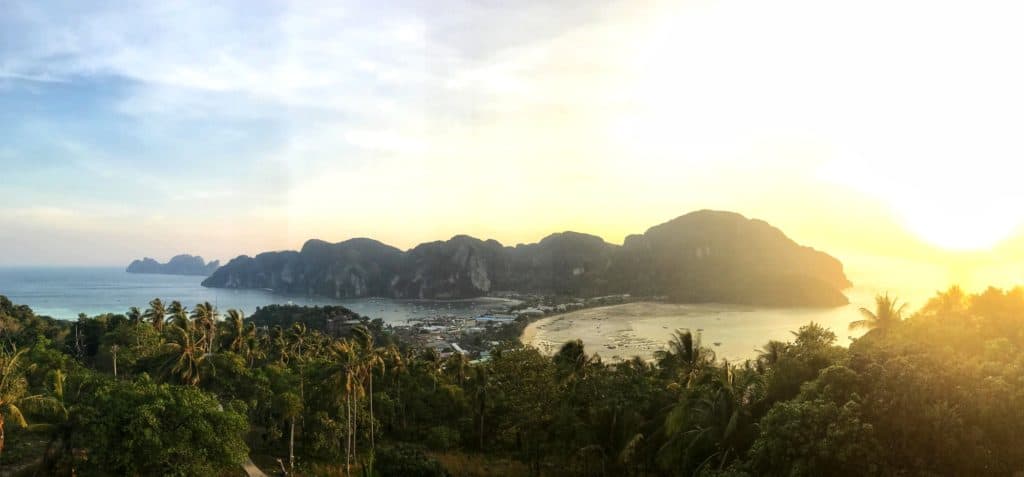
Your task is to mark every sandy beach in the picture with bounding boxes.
[522,301,864,363]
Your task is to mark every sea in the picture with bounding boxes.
[0,259,1016,361]
[0,267,511,324]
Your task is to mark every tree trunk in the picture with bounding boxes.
[351,386,358,471]
[345,392,351,476]
[479,408,485,451]
[289,416,295,472]
[112,348,118,378]
[0,413,6,468]
[397,377,406,431]
[369,372,374,451]
[299,363,306,461]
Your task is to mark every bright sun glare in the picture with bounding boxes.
[900,204,1020,252]
[616,1,1024,255]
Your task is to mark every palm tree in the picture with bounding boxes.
[444,352,469,387]
[0,349,47,460]
[655,329,715,386]
[381,344,406,432]
[269,326,290,365]
[351,326,385,452]
[144,298,167,332]
[659,364,764,473]
[222,309,246,354]
[190,302,219,353]
[160,324,209,386]
[919,285,967,318]
[287,323,308,361]
[126,307,143,325]
[755,340,788,369]
[419,347,442,391]
[554,339,594,385]
[284,321,311,468]
[35,369,74,475]
[242,323,264,367]
[168,301,190,330]
[850,293,907,332]
[326,340,360,475]
[471,365,488,451]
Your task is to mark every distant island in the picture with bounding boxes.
[126,254,220,276]
[203,210,851,307]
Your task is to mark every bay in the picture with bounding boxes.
[0,267,511,323]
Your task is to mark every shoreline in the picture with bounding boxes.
[521,301,864,362]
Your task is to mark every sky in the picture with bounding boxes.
[4,0,1024,286]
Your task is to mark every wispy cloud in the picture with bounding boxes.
[6,0,1024,264]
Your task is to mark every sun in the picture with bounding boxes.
[899,206,1018,251]
[819,155,1024,253]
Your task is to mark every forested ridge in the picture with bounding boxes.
[203,211,851,307]
[0,285,1020,476]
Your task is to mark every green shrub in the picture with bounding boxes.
[425,425,460,451]
[374,444,450,477]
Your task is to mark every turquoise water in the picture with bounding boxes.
[0,267,510,323]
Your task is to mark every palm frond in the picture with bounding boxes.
[7,403,28,428]
[848,319,871,331]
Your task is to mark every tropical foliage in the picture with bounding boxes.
[0,287,1022,476]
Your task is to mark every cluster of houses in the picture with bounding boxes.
[388,293,635,363]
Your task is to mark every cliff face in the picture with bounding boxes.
[392,236,506,299]
[126,255,220,276]
[206,239,404,297]
[614,211,850,306]
[202,210,852,306]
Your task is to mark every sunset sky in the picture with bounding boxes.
[4,0,1024,284]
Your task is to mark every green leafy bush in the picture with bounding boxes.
[374,444,450,477]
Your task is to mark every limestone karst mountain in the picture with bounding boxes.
[202,210,851,306]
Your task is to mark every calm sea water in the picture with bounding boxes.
[520,254,997,361]
[0,267,511,323]
[0,257,1008,361]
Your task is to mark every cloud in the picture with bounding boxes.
[5,0,1024,264]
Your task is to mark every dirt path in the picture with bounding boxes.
[242,457,269,477]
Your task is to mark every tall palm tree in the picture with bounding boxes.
[380,344,406,431]
[326,340,360,475]
[242,323,264,367]
[419,347,442,391]
[284,321,311,468]
[222,309,246,354]
[144,298,167,332]
[655,329,715,386]
[160,324,209,386]
[190,302,219,353]
[287,323,308,361]
[351,326,385,451]
[850,293,907,332]
[268,326,290,365]
[471,365,488,451]
[168,301,190,330]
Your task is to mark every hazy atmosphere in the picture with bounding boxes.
[7,2,1024,476]
[5,0,1024,274]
